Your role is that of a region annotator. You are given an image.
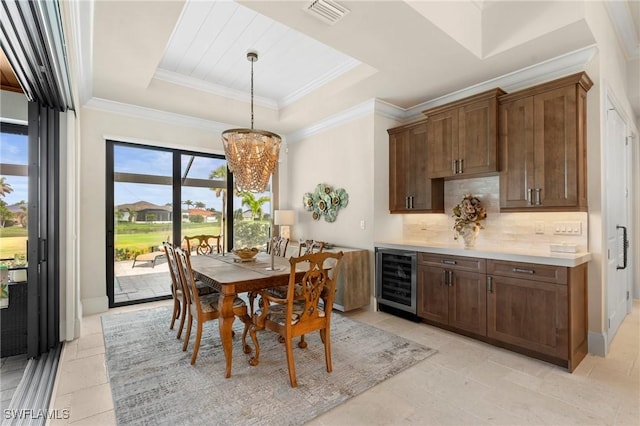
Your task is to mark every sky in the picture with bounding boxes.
[0,135,271,212]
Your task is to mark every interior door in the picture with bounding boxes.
[605,103,631,345]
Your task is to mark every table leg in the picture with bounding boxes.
[218,291,236,378]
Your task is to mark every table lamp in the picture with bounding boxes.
[274,209,296,240]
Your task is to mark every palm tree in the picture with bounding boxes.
[238,191,270,220]
[194,201,206,209]
[183,199,194,210]
[0,177,13,197]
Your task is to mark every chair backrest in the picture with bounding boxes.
[297,239,324,257]
[183,235,221,255]
[287,251,343,325]
[163,241,182,299]
[174,248,201,311]
[268,236,289,257]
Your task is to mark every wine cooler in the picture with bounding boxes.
[375,248,417,314]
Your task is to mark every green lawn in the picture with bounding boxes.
[0,236,28,260]
[115,223,222,252]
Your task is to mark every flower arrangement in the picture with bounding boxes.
[452,193,487,240]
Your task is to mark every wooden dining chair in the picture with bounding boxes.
[267,235,289,257]
[248,236,290,316]
[297,239,324,256]
[163,242,217,339]
[174,248,252,365]
[248,251,344,387]
[183,235,221,255]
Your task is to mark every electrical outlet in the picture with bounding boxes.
[534,222,545,234]
[360,220,366,230]
[553,221,582,235]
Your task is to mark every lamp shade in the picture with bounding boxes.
[274,210,296,226]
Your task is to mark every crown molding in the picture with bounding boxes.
[406,45,598,116]
[279,58,361,108]
[85,97,232,133]
[604,0,640,59]
[286,98,407,144]
[153,68,279,110]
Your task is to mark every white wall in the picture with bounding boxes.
[283,114,375,250]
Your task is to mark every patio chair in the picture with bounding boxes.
[248,251,344,387]
[131,247,165,268]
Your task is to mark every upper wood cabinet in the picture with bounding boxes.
[499,72,592,211]
[423,88,505,178]
[388,120,444,213]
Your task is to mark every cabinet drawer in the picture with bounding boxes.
[419,253,486,273]
[487,260,567,285]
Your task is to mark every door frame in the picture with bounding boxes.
[105,140,232,308]
[601,83,636,351]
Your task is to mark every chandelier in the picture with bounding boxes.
[222,52,281,192]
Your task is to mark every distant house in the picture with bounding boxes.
[116,201,172,222]
[183,208,219,223]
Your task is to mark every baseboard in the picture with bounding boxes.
[588,331,607,357]
[81,295,109,315]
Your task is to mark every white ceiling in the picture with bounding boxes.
[83,0,639,136]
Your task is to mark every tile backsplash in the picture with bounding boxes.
[403,176,589,252]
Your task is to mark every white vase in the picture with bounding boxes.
[459,226,479,249]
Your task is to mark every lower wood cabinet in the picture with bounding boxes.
[417,253,588,372]
[417,254,487,336]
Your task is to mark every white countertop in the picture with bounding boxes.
[375,240,591,267]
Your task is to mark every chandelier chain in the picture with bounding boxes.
[250,57,254,129]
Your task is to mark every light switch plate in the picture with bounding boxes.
[553,221,582,235]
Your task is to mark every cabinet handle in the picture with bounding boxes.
[448,270,454,286]
[442,270,448,286]
[512,267,535,274]
[441,260,457,265]
[487,276,493,293]
[535,188,542,206]
[527,188,533,205]
[459,158,463,174]
[410,196,414,209]
[405,196,409,209]
[452,160,457,175]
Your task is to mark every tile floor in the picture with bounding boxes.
[47,300,639,425]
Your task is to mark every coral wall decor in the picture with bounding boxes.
[302,184,349,223]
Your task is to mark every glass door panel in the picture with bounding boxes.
[180,154,227,251]
[233,186,271,252]
[112,145,174,305]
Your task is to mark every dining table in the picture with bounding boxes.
[188,252,306,378]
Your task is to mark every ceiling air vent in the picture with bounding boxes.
[304,0,350,25]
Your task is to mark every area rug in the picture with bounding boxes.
[102,306,436,425]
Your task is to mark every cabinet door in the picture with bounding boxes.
[448,271,487,335]
[427,109,458,178]
[417,265,448,324]
[499,97,535,209]
[533,86,578,208]
[388,129,410,212]
[459,99,498,175]
[407,123,430,210]
[487,275,568,359]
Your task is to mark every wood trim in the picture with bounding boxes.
[498,72,593,104]
[422,88,506,117]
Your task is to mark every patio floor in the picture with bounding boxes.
[113,257,172,304]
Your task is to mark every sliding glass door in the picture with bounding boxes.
[106,141,273,308]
